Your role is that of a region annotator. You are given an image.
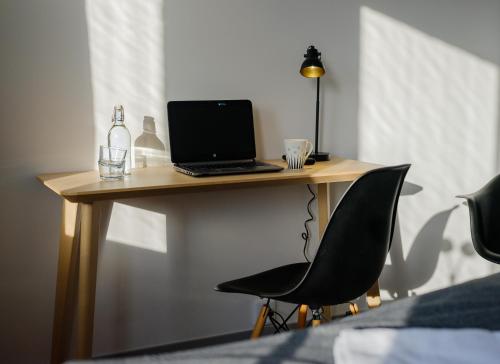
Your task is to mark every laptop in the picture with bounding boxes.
[167,100,283,177]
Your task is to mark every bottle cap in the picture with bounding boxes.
[113,105,124,122]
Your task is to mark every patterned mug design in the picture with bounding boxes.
[284,139,313,169]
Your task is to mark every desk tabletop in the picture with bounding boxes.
[37,157,381,203]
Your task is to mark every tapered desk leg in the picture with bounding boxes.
[317,184,330,240]
[75,202,99,359]
[366,280,381,308]
[317,183,331,321]
[51,199,80,364]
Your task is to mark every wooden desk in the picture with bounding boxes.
[38,157,381,363]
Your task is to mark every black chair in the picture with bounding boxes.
[458,175,500,264]
[215,164,410,338]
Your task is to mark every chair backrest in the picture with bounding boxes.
[458,175,500,264]
[282,164,410,307]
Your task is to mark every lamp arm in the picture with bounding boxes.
[315,77,320,155]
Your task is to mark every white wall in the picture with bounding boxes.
[0,1,94,362]
[1,0,499,362]
[358,5,500,298]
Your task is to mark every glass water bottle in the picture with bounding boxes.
[108,105,132,174]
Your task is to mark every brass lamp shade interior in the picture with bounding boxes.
[300,65,325,78]
[300,45,325,78]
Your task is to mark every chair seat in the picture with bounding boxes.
[215,262,310,298]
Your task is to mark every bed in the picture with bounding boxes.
[70,272,500,363]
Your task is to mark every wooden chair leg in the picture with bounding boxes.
[251,303,270,339]
[366,280,382,309]
[349,303,359,315]
[297,304,308,329]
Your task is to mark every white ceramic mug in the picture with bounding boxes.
[284,139,313,170]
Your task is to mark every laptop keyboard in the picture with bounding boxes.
[175,160,282,176]
[190,161,258,170]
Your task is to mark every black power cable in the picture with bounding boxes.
[301,184,316,263]
[265,186,317,333]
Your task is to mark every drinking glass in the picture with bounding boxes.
[98,145,127,180]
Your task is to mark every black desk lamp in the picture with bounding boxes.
[300,45,329,161]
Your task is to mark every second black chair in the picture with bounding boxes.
[458,175,500,264]
[215,164,410,338]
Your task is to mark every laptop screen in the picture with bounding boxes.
[167,100,256,164]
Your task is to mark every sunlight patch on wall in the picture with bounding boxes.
[107,202,167,253]
[85,0,168,166]
[85,0,168,252]
[359,7,499,297]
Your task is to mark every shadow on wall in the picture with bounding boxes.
[134,116,168,168]
[381,206,458,299]
[358,6,500,295]
[0,0,95,363]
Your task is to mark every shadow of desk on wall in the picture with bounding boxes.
[37,156,381,363]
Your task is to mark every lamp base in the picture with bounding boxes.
[311,152,330,162]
